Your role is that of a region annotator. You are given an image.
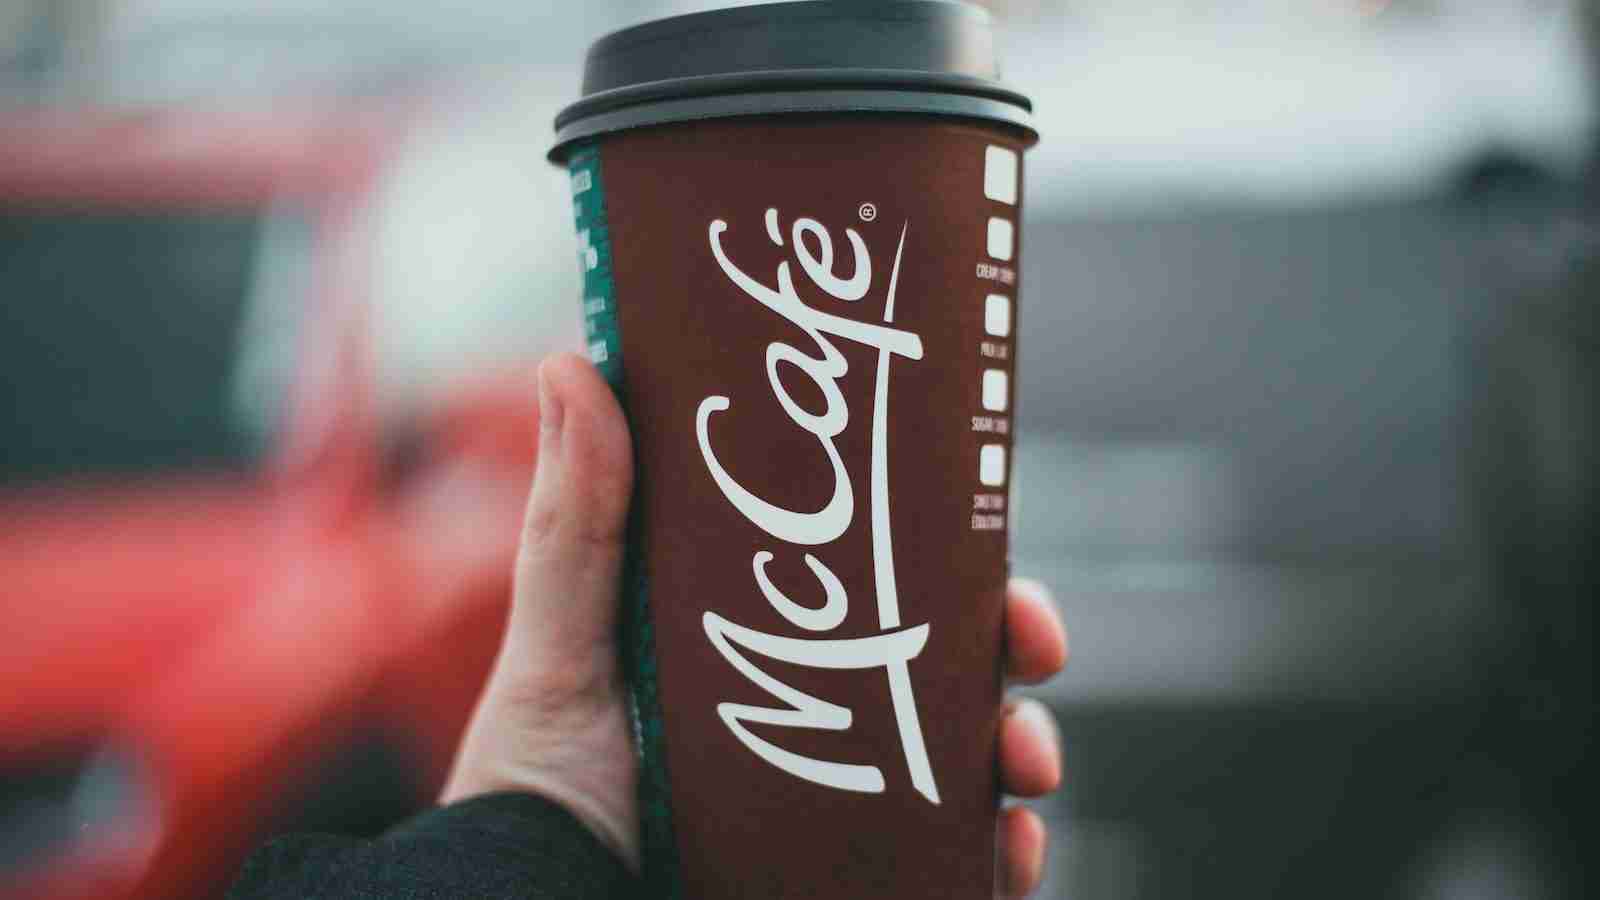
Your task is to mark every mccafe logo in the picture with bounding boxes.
[695,208,941,805]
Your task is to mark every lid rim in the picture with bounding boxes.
[554,68,1032,132]
[548,87,1037,163]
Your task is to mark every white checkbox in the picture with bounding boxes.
[984,294,1010,337]
[984,145,1018,205]
[979,444,1007,486]
[986,217,1013,261]
[982,369,1008,412]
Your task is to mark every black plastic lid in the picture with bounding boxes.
[549,1,1035,162]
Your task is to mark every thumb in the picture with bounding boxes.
[441,353,639,863]
[509,352,634,671]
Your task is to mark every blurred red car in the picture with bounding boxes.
[1,102,538,899]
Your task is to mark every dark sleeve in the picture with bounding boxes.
[227,792,638,900]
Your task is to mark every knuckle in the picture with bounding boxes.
[522,499,563,548]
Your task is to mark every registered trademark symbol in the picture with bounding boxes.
[858,202,878,222]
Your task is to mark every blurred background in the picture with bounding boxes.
[2,1,1594,898]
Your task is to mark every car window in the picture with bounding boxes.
[0,207,302,487]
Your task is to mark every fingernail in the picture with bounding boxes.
[538,364,565,436]
[1011,576,1055,610]
[1014,698,1060,759]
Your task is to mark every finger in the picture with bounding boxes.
[511,353,634,665]
[997,805,1047,898]
[999,697,1062,797]
[1005,578,1067,684]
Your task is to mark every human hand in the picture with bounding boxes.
[442,353,1067,895]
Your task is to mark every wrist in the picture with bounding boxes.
[442,680,639,870]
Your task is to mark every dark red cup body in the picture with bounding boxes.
[570,114,1028,899]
